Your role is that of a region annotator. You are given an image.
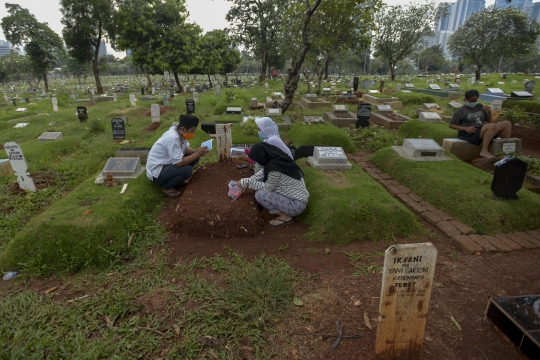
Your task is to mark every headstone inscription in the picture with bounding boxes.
[266,108,282,116]
[357,103,371,128]
[151,104,160,122]
[304,116,324,124]
[307,146,352,170]
[375,243,437,360]
[101,157,144,181]
[77,106,88,122]
[525,80,535,93]
[111,117,126,139]
[4,142,37,192]
[186,99,195,114]
[491,156,527,199]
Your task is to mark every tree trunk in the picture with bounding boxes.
[389,60,396,81]
[282,0,323,114]
[146,73,153,87]
[324,58,329,80]
[91,57,103,94]
[208,73,213,88]
[260,50,267,82]
[44,73,49,92]
[174,72,183,92]
[475,66,481,81]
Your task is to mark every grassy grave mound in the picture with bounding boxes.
[0,174,165,275]
[502,99,540,114]
[299,162,422,244]
[394,92,438,106]
[288,123,356,153]
[214,114,244,123]
[161,162,264,238]
[397,120,456,145]
[213,102,245,115]
[371,148,540,234]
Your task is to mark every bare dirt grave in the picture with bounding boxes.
[159,162,264,238]
[512,124,540,158]
[164,207,540,359]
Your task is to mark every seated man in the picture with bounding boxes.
[449,89,512,158]
[146,115,209,197]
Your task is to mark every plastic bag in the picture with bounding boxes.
[228,180,243,200]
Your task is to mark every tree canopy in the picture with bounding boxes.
[1,3,65,91]
[448,5,540,80]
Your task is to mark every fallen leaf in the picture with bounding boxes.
[105,316,114,329]
[450,314,462,331]
[172,324,180,335]
[83,209,93,216]
[293,297,304,306]
[44,286,59,294]
[354,300,361,306]
[107,272,115,276]
[364,311,373,331]
[325,247,330,254]
[242,346,253,351]
[434,282,444,288]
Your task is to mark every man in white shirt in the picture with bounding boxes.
[146,115,209,197]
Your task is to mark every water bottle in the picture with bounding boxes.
[3,271,19,281]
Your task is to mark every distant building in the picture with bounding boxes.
[98,40,107,58]
[434,0,486,59]
[0,40,12,58]
[524,1,540,22]
[126,49,132,57]
[494,0,532,11]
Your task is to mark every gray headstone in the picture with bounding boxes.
[306,94,318,99]
[151,104,160,122]
[419,112,443,123]
[448,84,460,89]
[405,83,414,88]
[422,103,440,110]
[304,116,324,124]
[490,138,522,156]
[307,146,352,170]
[101,157,144,181]
[487,88,504,95]
[447,102,462,110]
[428,84,441,90]
[392,139,451,162]
[376,104,393,114]
[333,104,349,115]
[38,132,63,142]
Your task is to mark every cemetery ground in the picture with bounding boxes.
[0,74,540,358]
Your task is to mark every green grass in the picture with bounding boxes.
[213,102,245,115]
[288,122,356,153]
[349,126,404,152]
[0,250,295,359]
[371,147,540,234]
[394,92,439,106]
[231,123,261,144]
[397,120,456,145]
[502,99,540,113]
[214,114,244,123]
[299,161,423,244]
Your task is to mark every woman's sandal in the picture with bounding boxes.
[269,218,294,227]
[162,188,182,197]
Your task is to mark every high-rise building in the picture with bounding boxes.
[98,40,107,58]
[494,0,532,10]
[434,0,486,59]
[523,1,540,21]
[0,40,12,58]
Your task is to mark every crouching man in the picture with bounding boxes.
[146,115,209,197]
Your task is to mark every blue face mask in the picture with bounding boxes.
[466,101,478,108]
[258,131,266,141]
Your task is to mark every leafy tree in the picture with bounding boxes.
[63,58,92,84]
[226,0,286,81]
[279,0,323,113]
[372,2,441,81]
[418,45,446,73]
[448,6,540,80]
[306,0,381,93]
[0,52,37,85]
[189,30,241,85]
[1,3,65,91]
[60,0,115,94]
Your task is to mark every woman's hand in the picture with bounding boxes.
[463,126,477,134]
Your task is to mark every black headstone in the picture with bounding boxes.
[201,122,216,134]
[25,98,29,103]
[223,81,227,87]
[141,87,145,95]
[169,89,174,97]
[111,117,126,139]
[77,106,88,122]
[11,98,16,106]
[502,73,507,79]
[356,103,371,128]
[491,156,528,199]
[186,99,195,114]
[290,145,315,161]
[525,80,535,93]
[353,77,359,92]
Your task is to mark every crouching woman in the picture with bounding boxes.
[239,143,309,227]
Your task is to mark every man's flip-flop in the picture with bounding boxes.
[269,219,294,227]
[162,189,182,197]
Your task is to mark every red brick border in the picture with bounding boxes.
[351,155,540,253]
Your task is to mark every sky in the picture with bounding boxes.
[0,0,497,58]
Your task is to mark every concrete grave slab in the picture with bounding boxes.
[307,146,352,170]
[332,104,349,115]
[490,138,522,156]
[419,112,443,123]
[266,107,282,116]
[38,132,63,142]
[428,84,441,90]
[101,157,145,181]
[405,83,414,88]
[487,88,504,95]
[392,139,452,162]
[225,107,242,114]
[375,104,393,114]
[449,84,460,89]
[423,103,441,110]
[13,123,30,128]
[304,116,324,124]
[447,102,462,110]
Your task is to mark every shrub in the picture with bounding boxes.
[241,117,258,136]
[349,126,403,152]
[89,118,105,134]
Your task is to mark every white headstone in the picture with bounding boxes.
[226,107,242,114]
[396,83,401,91]
[15,108,27,112]
[51,97,58,112]
[266,108,282,116]
[447,101,462,110]
[375,243,437,359]
[307,146,352,170]
[215,85,221,96]
[4,142,36,192]
[38,132,63,142]
[487,88,504,95]
[376,104,393,114]
[130,94,136,106]
[405,83,414,88]
[448,84,460,89]
[422,103,440,110]
[428,84,441,90]
[193,92,199,103]
[392,138,451,161]
[151,104,160,122]
[113,93,117,102]
[304,116,324,124]
[13,123,30,128]
[469,77,475,84]
[368,90,379,94]
[419,112,443,123]
[151,87,155,95]
[322,88,331,94]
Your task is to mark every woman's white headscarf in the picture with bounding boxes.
[255,117,294,160]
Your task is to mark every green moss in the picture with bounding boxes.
[299,161,422,244]
[396,120,456,145]
[287,123,356,153]
[371,148,540,234]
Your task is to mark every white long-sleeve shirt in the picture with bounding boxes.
[240,170,309,203]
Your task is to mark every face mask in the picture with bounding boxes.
[465,102,478,108]
[258,131,266,141]
[183,133,195,140]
